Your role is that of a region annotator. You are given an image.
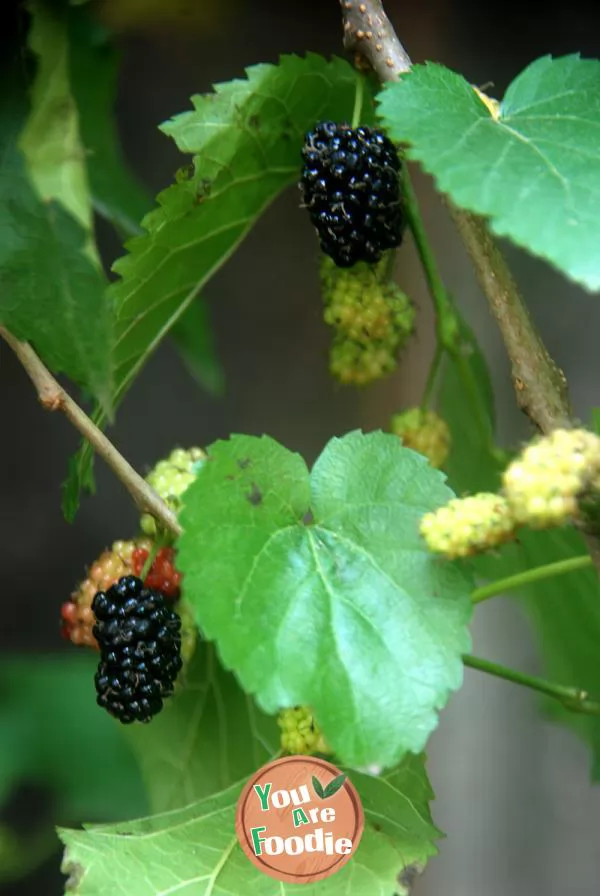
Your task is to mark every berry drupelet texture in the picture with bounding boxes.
[390,409,451,469]
[319,254,415,386]
[92,575,182,724]
[300,121,403,267]
[61,539,146,649]
[278,706,330,756]
[61,539,182,650]
[141,446,206,537]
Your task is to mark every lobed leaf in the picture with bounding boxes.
[377,56,600,291]
[177,431,473,768]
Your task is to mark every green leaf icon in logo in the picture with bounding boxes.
[323,774,347,799]
[312,773,347,800]
[311,775,326,799]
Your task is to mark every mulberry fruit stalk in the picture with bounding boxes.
[93,575,182,724]
[300,121,404,267]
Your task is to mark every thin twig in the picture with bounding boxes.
[464,654,600,717]
[0,327,182,537]
[471,555,593,605]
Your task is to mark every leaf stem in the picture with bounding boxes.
[400,167,459,351]
[452,348,504,461]
[471,554,593,605]
[463,653,600,716]
[351,73,365,128]
[420,343,444,411]
[0,327,182,537]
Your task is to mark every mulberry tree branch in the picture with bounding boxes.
[340,0,411,78]
[450,211,571,430]
[338,0,572,432]
[0,327,182,537]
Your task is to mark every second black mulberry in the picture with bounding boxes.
[92,575,182,724]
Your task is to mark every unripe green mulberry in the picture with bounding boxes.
[502,428,600,528]
[390,408,451,469]
[141,446,206,536]
[420,493,516,559]
[329,337,397,386]
[320,254,415,386]
[278,706,331,756]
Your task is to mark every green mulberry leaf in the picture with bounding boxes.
[177,430,473,769]
[59,754,440,896]
[64,54,372,517]
[168,298,224,396]
[0,8,112,411]
[110,53,370,401]
[439,316,504,495]
[377,56,600,291]
[68,8,151,237]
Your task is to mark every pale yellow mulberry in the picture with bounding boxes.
[420,493,516,559]
[502,428,600,528]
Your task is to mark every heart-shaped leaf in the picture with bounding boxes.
[177,431,473,768]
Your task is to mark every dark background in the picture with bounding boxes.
[2,0,600,893]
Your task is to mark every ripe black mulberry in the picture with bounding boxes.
[92,575,182,724]
[299,121,403,267]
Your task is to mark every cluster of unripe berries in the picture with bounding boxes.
[390,408,451,470]
[141,446,206,536]
[278,706,330,756]
[420,428,600,560]
[321,254,415,386]
[61,446,206,722]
